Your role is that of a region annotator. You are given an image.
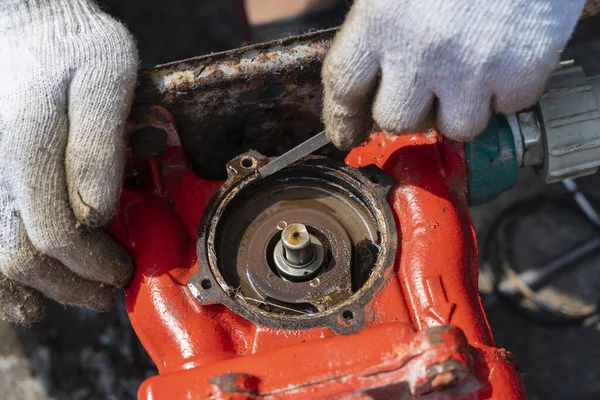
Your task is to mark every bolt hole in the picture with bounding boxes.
[241,157,255,169]
[342,310,354,321]
[293,232,300,239]
[369,174,380,184]
[201,279,212,290]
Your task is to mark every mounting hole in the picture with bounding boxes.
[369,174,380,184]
[241,157,255,169]
[201,279,212,290]
[342,310,354,321]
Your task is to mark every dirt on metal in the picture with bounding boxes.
[191,153,398,334]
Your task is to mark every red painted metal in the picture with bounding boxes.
[110,131,526,399]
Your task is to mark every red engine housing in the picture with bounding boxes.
[109,131,525,399]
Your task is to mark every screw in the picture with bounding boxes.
[276,221,287,231]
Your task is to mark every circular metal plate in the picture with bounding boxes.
[189,152,397,333]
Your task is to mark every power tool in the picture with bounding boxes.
[110,30,600,399]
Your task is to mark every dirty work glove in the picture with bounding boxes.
[0,0,138,323]
[582,0,600,19]
[323,0,587,149]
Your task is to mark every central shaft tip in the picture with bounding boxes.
[282,223,310,249]
[281,223,313,266]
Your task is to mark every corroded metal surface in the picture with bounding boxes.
[135,29,337,179]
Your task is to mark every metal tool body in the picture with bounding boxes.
[258,130,329,177]
[111,125,524,399]
[113,30,528,400]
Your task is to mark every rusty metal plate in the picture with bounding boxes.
[134,29,338,180]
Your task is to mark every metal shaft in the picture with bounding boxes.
[281,223,314,266]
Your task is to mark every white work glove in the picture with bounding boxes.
[323,0,587,149]
[0,0,138,323]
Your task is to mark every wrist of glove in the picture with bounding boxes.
[323,0,588,150]
[0,0,138,323]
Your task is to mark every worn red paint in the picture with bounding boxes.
[109,131,525,399]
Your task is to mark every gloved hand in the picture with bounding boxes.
[0,0,138,323]
[322,0,587,149]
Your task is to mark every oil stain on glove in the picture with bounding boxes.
[0,0,138,323]
[322,0,588,149]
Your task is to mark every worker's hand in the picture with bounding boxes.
[0,0,138,323]
[322,0,587,149]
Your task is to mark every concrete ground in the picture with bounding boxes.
[2,2,600,399]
